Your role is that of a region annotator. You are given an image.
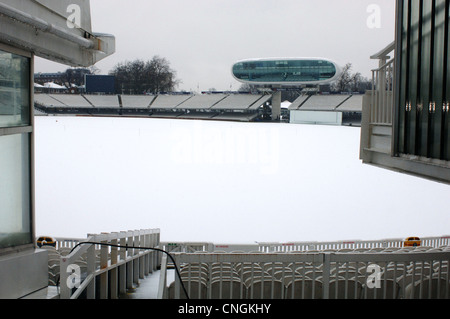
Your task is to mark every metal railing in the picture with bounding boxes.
[370,58,395,125]
[163,248,450,299]
[58,228,160,299]
[160,235,450,299]
[161,235,450,254]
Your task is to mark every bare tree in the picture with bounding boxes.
[333,63,353,92]
[331,63,371,93]
[61,68,92,88]
[109,56,180,94]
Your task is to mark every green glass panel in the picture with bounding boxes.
[429,0,446,159]
[232,60,337,83]
[0,134,32,249]
[444,0,450,160]
[417,0,433,157]
[398,0,410,154]
[405,0,421,154]
[0,49,30,128]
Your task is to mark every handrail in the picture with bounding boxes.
[370,41,395,60]
[161,235,450,253]
[157,254,169,299]
[58,228,160,299]
[371,57,395,73]
[370,57,395,125]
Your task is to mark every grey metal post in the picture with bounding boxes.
[271,91,281,121]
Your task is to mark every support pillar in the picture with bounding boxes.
[271,91,281,121]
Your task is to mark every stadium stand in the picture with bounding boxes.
[121,95,156,109]
[150,94,192,110]
[176,94,229,110]
[299,94,351,111]
[83,95,120,108]
[289,94,363,126]
[34,93,362,124]
[211,94,265,110]
[335,94,363,112]
[34,93,272,122]
[47,94,93,108]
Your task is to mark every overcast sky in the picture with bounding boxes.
[35,0,396,92]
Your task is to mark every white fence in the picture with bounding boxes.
[160,236,450,299]
[370,57,395,125]
[56,229,160,299]
[161,235,450,254]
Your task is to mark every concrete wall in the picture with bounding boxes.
[290,110,343,126]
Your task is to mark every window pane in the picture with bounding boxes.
[417,0,433,157]
[397,0,410,155]
[0,133,32,249]
[444,0,450,160]
[405,0,421,155]
[429,0,446,159]
[0,49,30,128]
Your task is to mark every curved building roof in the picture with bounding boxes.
[232,58,342,86]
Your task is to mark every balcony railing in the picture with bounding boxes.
[161,237,450,299]
[361,42,396,158]
[56,229,160,299]
[370,57,395,125]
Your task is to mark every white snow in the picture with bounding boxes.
[34,116,450,244]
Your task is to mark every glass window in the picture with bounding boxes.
[397,0,410,155]
[232,60,337,84]
[397,0,449,161]
[0,45,32,251]
[443,0,450,160]
[417,0,433,157]
[0,49,30,128]
[429,0,446,159]
[0,133,32,249]
[405,0,421,155]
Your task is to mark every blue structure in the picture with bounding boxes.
[85,75,115,94]
[232,58,342,86]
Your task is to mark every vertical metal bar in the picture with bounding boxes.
[322,253,330,299]
[85,243,96,299]
[119,233,127,295]
[110,235,118,299]
[133,231,139,285]
[99,238,108,299]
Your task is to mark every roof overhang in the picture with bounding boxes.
[0,0,115,67]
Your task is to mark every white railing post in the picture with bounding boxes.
[59,255,71,299]
[110,233,119,299]
[133,230,140,285]
[86,242,96,298]
[157,254,168,299]
[119,231,127,295]
[126,231,134,289]
[99,235,109,299]
[139,230,145,280]
[144,231,150,276]
[322,253,331,299]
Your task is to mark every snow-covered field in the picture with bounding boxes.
[34,116,449,244]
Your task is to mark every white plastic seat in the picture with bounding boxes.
[210,278,245,299]
[246,278,284,299]
[168,279,207,299]
[327,278,362,299]
[404,277,450,299]
[361,279,400,299]
[285,279,323,299]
